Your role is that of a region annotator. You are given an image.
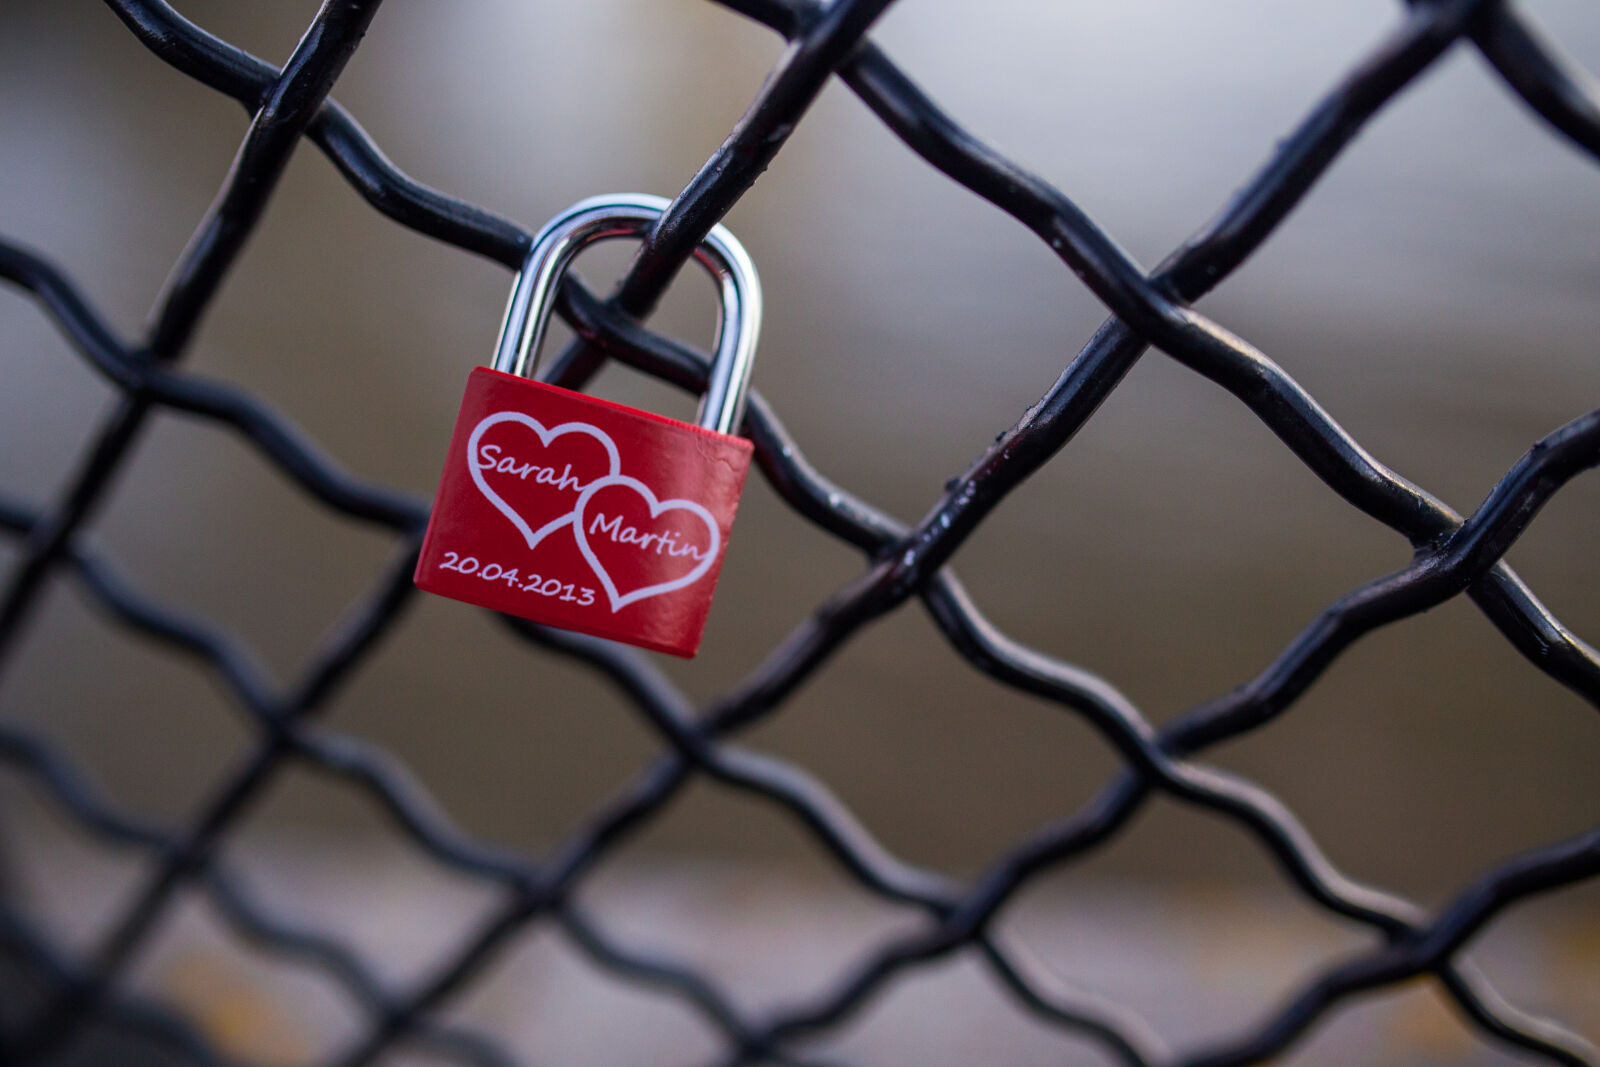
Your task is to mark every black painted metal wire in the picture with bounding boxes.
[0,0,1596,1064]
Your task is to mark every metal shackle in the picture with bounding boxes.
[491,193,762,436]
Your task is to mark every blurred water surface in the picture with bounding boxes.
[0,0,1597,912]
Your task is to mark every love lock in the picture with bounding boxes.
[414,194,761,658]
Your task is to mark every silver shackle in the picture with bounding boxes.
[492,193,762,436]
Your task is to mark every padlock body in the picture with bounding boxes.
[415,367,752,657]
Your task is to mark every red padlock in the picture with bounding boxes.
[414,194,761,657]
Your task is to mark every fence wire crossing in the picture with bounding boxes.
[0,0,1597,1064]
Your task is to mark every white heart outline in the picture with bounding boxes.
[465,412,620,552]
[571,474,721,613]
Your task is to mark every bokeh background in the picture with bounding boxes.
[0,1,1596,1063]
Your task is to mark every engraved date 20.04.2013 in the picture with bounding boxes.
[436,551,596,606]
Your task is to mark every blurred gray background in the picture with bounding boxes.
[0,1,1596,1063]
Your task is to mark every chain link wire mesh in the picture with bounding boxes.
[0,0,1597,1063]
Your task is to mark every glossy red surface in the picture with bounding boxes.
[416,367,753,657]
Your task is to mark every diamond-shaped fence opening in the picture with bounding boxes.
[0,2,1597,1065]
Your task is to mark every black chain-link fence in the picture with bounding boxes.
[1,0,1597,1064]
